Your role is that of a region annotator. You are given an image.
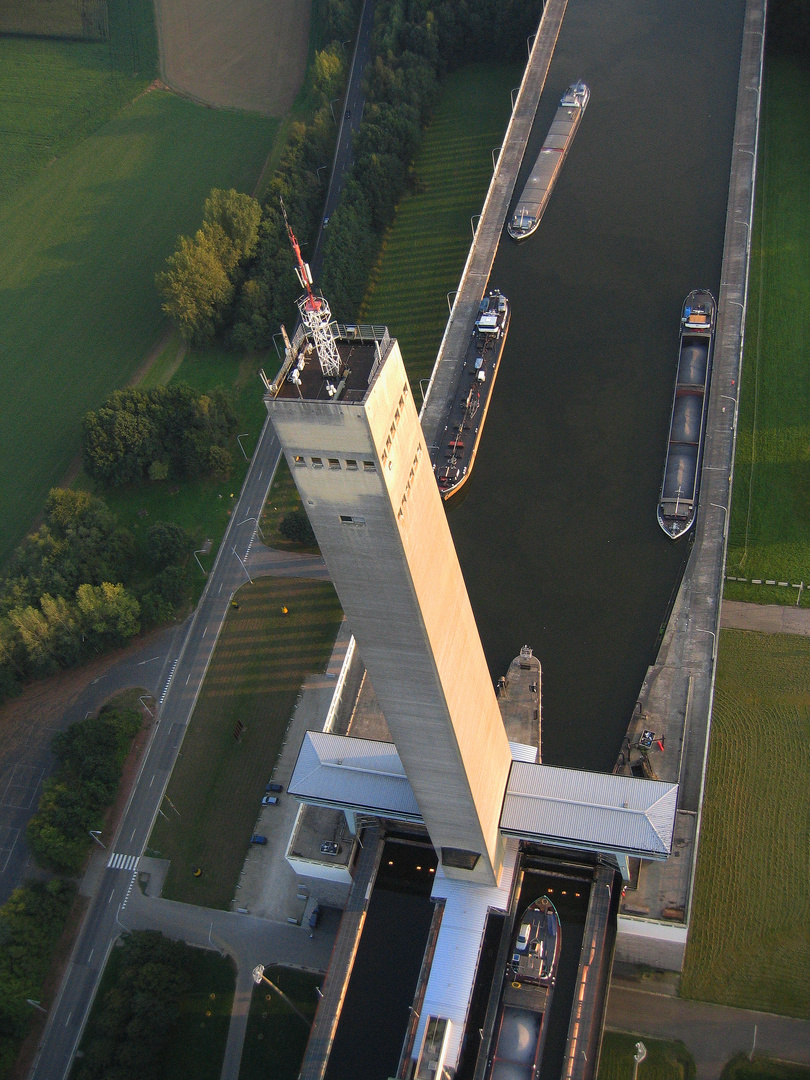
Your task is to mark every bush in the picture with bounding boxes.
[0,878,75,1077]
[27,705,142,874]
[146,521,192,569]
[279,509,316,546]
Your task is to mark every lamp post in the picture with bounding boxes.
[252,965,311,1026]
[632,1041,647,1080]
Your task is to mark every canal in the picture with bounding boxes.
[449,0,746,771]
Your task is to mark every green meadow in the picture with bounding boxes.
[725,55,810,601]
[0,86,277,564]
[360,61,521,387]
[681,630,810,1016]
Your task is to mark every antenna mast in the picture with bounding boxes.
[280,198,341,379]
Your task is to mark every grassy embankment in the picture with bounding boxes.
[681,630,810,1016]
[238,967,321,1080]
[0,5,278,566]
[597,1034,695,1080]
[724,55,810,605]
[720,1057,810,1080]
[148,576,343,908]
[359,60,522,387]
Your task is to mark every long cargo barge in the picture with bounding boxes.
[430,291,510,499]
[507,81,589,241]
[657,290,717,539]
[487,896,561,1080]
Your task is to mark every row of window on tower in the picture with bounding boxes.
[293,455,376,472]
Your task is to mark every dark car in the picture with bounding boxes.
[308,905,321,929]
[344,108,351,121]
[250,834,267,845]
[266,782,283,793]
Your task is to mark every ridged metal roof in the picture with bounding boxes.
[501,762,678,858]
[287,731,422,818]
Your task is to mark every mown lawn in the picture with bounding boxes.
[359,60,521,387]
[681,630,810,1016]
[721,1056,810,1080]
[148,576,343,908]
[239,967,320,1080]
[725,55,810,602]
[0,86,277,565]
[597,1034,695,1080]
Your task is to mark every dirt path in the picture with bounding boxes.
[153,0,312,116]
[720,599,810,635]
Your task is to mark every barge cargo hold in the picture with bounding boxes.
[488,895,561,1080]
[430,290,510,500]
[507,81,589,242]
[657,290,717,539]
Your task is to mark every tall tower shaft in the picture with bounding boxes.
[265,329,512,884]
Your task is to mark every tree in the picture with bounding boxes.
[155,227,234,343]
[76,583,140,647]
[203,188,262,270]
[280,508,316,546]
[146,521,191,569]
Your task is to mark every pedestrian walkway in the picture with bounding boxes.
[607,980,810,1080]
[720,599,810,636]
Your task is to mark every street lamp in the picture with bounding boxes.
[252,965,311,1026]
[632,1041,647,1080]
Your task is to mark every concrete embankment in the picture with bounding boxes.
[613,0,767,969]
[420,0,568,445]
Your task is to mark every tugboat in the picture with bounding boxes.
[431,290,510,499]
[657,290,717,539]
[488,896,561,1080]
[507,81,589,242]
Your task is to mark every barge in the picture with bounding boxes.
[657,290,717,539]
[488,896,561,1080]
[430,290,510,499]
[507,81,589,241]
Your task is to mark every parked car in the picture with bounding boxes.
[266,782,283,793]
[309,905,321,929]
[250,834,267,845]
[262,795,278,806]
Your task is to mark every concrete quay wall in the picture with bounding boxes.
[614,0,767,970]
[419,0,568,445]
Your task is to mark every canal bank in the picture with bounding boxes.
[613,0,766,965]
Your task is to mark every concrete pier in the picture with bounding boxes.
[420,0,568,446]
[614,0,767,969]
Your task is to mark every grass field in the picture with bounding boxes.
[148,576,343,908]
[260,455,319,553]
[0,89,277,565]
[597,1034,695,1080]
[359,61,522,387]
[74,937,235,1080]
[681,630,810,1016]
[239,966,320,1080]
[724,55,810,602]
[0,0,108,41]
[721,1056,810,1080]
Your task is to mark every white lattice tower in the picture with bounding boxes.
[298,292,341,378]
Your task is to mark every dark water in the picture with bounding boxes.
[450,0,746,770]
[324,841,437,1080]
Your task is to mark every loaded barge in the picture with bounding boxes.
[507,81,589,241]
[657,290,717,539]
[430,290,510,499]
[488,896,561,1080]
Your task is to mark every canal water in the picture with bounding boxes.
[450,0,746,770]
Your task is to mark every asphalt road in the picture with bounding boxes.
[30,419,284,1080]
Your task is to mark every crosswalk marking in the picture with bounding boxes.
[107,852,140,871]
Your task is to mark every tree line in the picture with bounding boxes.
[0,489,191,704]
[156,0,543,348]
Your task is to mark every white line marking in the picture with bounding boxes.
[88,949,94,962]
[65,1012,72,1026]
[186,674,190,685]
[218,582,223,594]
[150,774,155,788]
[202,628,207,639]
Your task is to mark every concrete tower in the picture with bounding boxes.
[265,325,512,884]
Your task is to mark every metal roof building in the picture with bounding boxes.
[501,762,678,859]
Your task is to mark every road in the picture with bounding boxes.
[720,599,810,636]
[29,419,284,1080]
[607,981,810,1079]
